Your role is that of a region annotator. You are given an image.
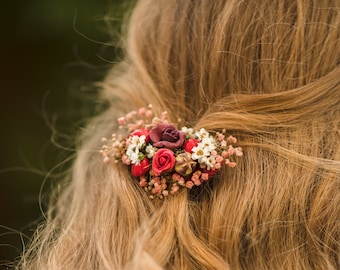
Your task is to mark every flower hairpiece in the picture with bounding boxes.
[101,105,243,199]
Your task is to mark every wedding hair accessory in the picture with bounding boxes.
[101,105,243,199]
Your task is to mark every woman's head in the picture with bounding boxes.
[19,0,339,269]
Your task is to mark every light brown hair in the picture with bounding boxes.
[19,0,339,269]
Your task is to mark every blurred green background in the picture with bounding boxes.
[0,0,129,264]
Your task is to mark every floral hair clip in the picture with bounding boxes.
[101,105,243,199]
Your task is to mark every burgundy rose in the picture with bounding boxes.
[152,148,176,176]
[149,124,185,148]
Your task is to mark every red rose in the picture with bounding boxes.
[152,148,176,176]
[149,124,185,148]
[131,129,150,143]
[131,158,150,177]
[184,138,199,153]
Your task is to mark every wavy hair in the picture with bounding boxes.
[19,0,339,269]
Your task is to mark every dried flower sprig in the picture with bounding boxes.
[101,105,243,199]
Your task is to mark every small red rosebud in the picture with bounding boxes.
[184,138,200,153]
[131,129,150,143]
[131,158,150,177]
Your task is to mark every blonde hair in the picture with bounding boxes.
[19,0,339,269]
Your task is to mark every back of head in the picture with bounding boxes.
[19,0,339,269]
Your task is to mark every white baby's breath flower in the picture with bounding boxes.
[126,135,145,163]
[191,143,210,161]
[145,144,157,158]
[181,127,194,137]
[234,147,243,157]
[201,156,216,170]
[129,135,146,149]
[125,135,146,164]
[126,148,140,164]
[200,137,216,152]
[195,128,210,140]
